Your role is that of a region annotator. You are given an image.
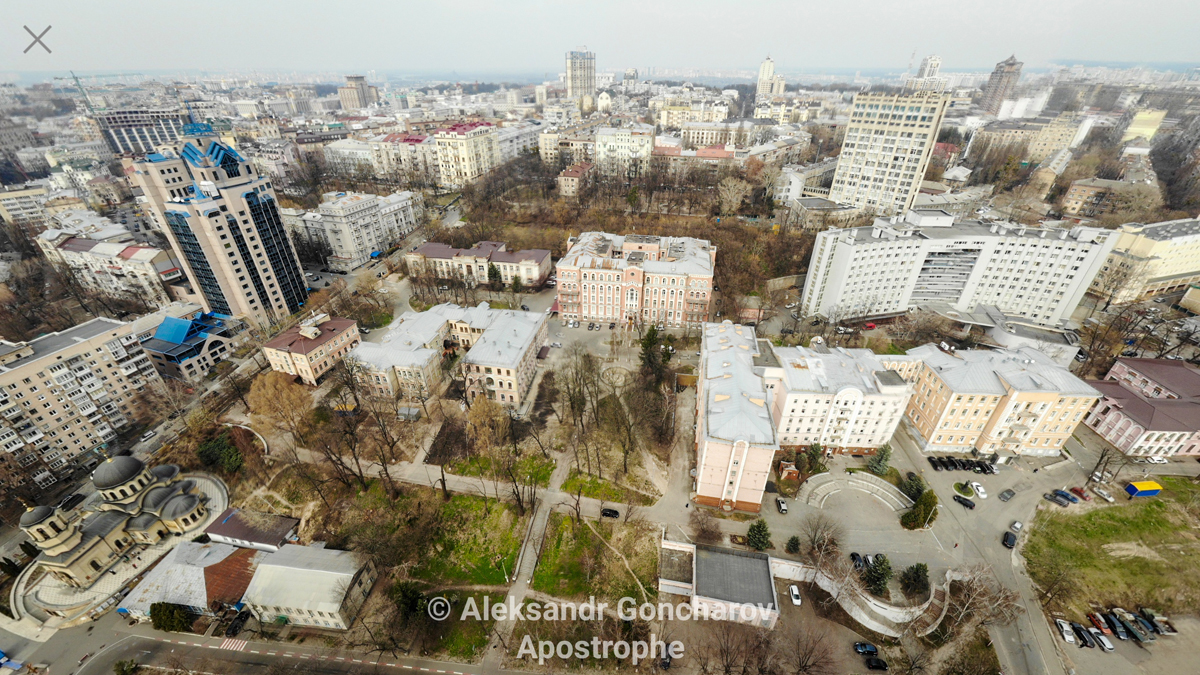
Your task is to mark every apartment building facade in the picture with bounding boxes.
[828,91,949,215]
[287,191,422,272]
[262,315,360,386]
[594,124,655,178]
[128,123,309,327]
[555,232,716,328]
[981,56,1023,115]
[95,107,190,154]
[434,123,499,188]
[883,344,1099,457]
[801,210,1116,327]
[0,318,160,496]
[36,232,183,307]
[565,50,596,99]
[762,344,913,451]
[0,183,49,234]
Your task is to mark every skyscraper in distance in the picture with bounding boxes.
[129,123,308,327]
[981,55,1023,115]
[916,55,942,79]
[565,49,596,99]
[756,56,775,100]
[828,90,950,216]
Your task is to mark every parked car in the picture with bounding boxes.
[864,323,877,330]
[58,493,85,511]
[1010,521,1023,533]
[776,497,788,514]
[1053,489,1079,504]
[1069,487,1092,501]
[1071,622,1096,648]
[1104,613,1129,640]
[788,585,802,606]
[853,642,878,656]
[609,322,616,330]
[600,508,620,519]
[1055,619,1076,644]
[140,430,157,441]
[927,456,943,471]
[952,495,976,510]
[781,328,795,335]
[1089,628,1114,652]
[225,610,251,637]
[659,653,672,670]
[998,489,1015,502]
[1043,493,1071,507]
[520,305,530,311]
[971,482,987,499]
[1087,613,1112,635]
[1002,531,1017,549]
[850,552,864,570]
[865,657,889,671]
[1093,487,1115,503]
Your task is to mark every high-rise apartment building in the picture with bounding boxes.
[756,57,776,100]
[907,55,948,92]
[802,210,1116,326]
[0,318,161,496]
[555,231,716,328]
[337,75,379,111]
[917,55,942,79]
[828,91,949,215]
[129,124,308,327]
[981,55,1023,115]
[94,107,190,154]
[565,50,596,100]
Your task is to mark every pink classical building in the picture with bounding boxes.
[1086,358,1200,458]
[554,232,716,328]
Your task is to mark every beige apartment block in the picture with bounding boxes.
[0,318,161,498]
[434,123,498,188]
[828,91,949,215]
[1090,217,1200,303]
[882,344,1099,458]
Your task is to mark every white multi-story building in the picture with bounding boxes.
[594,124,654,178]
[36,230,183,307]
[322,139,377,176]
[756,57,776,100]
[369,133,440,185]
[288,191,423,272]
[828,91,950,216]
[350,302,547,407]
[555,231,716,328]
[763,344,913,450]
[801,210,1116,327]
[495,121,545,162]
[434,123,499,188]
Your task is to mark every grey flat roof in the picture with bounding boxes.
[0,317,125,372]
[694,544,775,609]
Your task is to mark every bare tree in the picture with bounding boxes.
[800,512,844,566]
[690,507,722,544]
[947,565,1023,632]
[780,624,840,675]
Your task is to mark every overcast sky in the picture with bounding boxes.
[4,0,1199,80]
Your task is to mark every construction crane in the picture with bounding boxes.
[52,72,145,114]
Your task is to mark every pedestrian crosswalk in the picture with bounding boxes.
[220,638,248,651]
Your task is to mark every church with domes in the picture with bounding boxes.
[20,455,211,589]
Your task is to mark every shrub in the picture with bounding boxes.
[900,474,927,501]
[195,432,243,473]
[149,602,195,633]
[867,443,892,476]
[863,553,892,596]
[747,519,771,551]
[900,563,930,598]
[113,660,141,675]
[901,489,939,530]
[785,535,801,555]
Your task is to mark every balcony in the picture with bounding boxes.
[20,429,45,444]
[53,371,77,385]
[77,401,98,416]
[2,405,23,420]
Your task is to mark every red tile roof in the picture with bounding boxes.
[203,547,262,607]
[263,317,357,355]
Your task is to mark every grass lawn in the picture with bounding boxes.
[1023,476,1200,615]
[450,453,555,487]
[438,592,502,660]
[531,512,606,598]
[560,470,655,505]
[411,494,527,586]
[953,482,975,497]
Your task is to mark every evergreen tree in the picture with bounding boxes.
[900,563,930,597]
[867,443,892,476]
[746,519,771,551]
[863,554,892,596]
[901,489,939,530]
[785,535,801,555]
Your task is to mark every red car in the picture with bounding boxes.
[1088,613,1112,635]
[864,322,877,330]
[1069,487,1092,501]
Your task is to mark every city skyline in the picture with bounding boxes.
[4,0,1199,78]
